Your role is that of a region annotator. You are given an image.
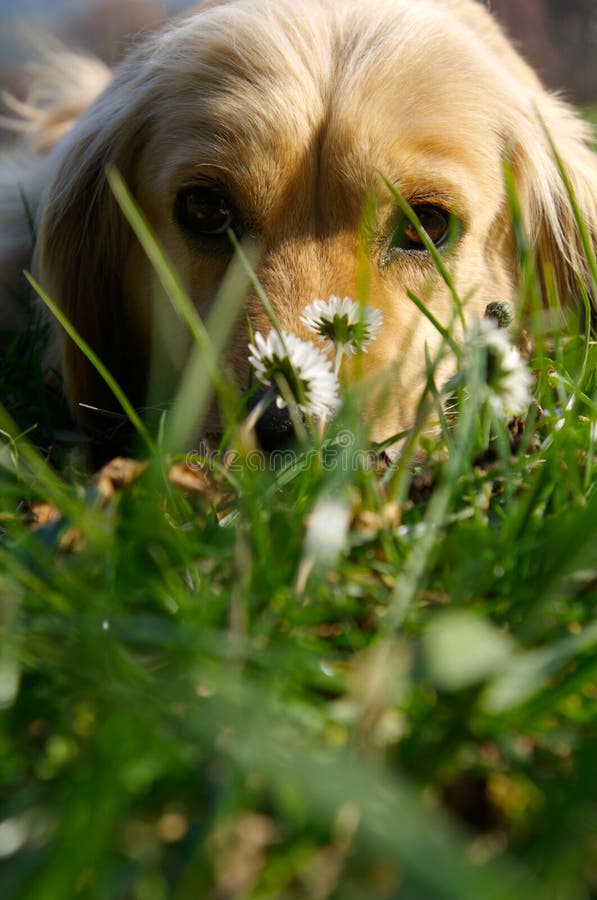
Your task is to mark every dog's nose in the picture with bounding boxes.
[247,388,296,450]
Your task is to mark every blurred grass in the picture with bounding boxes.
[0,175,596,900]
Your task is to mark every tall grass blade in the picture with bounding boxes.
[25,272,155,455]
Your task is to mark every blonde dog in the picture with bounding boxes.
[1,0,596,449]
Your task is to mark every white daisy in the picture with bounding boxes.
[248,330,340,417]
[463,318,533,418]
[296,492,352,591]
[300,295,383,356]
[304,494,352,567]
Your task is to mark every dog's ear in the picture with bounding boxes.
[35,56,154,432]
[510,93,597,322]
[445,0,597,321]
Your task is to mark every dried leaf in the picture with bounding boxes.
[95,457,148,499]
[168,462,214,493]
[30,501,62,528]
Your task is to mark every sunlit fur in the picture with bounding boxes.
[1,0,596,444]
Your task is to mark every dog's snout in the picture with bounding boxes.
[248,388,296,451]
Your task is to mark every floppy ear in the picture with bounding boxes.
[34,54,155,432]
[445,0,597,321]
[509,91,597,322]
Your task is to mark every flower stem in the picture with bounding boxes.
[334,345,345,376]
[273,374,308,442]
[242,386,277,435]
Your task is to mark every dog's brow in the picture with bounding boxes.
[396,189,460,209]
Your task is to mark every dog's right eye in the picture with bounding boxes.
[174,187,236,237]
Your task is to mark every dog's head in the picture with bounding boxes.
[36,0,597,447]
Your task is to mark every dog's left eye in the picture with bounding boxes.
[392,204,451,251]
[174,187,236,236]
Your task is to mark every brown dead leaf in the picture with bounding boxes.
[353,501,401,536]
[209,812,279,899]
[95,457,148,500]
[29,501,84,552]
[30,501,62,528]
[58,526,85,553]
[168,461,234,518]
[168,461,215,493]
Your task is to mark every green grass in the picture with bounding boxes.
[0,178,596,900]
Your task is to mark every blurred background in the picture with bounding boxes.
[493,0,597,104]
[0,0,596,104]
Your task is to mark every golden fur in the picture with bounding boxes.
[2,0,596,446]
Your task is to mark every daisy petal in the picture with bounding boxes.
[248,330,340,417]
[301,295,383,355]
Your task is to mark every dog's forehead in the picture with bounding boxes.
[147,0,510,210]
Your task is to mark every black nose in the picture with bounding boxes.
[247,388,296,451]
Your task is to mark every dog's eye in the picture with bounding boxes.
[175,187,235,236]
[393,204,450,251]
